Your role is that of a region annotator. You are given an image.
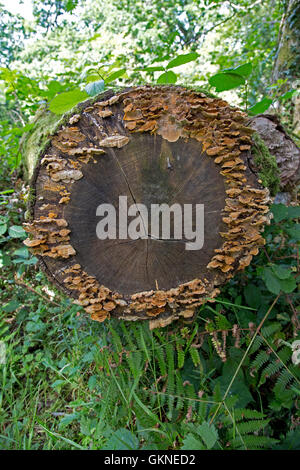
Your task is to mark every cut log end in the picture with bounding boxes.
[24,85,271,327]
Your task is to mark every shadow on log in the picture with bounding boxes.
[22,85,298,328]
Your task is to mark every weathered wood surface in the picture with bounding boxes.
[24,86,271,328]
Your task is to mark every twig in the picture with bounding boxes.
[13,273,61,307]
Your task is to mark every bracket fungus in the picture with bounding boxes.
[24,85,274,329]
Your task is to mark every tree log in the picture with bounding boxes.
[23,86,280,328]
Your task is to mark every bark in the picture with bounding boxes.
[250,114,300,194]
[21,86,295,328]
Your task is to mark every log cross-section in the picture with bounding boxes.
[24,86,270,328]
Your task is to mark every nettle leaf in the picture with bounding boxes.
[248,97,273,115]
[209,72,245,92]
[105,68,126,84]
[49,89,88,115]
[8,225,26,238]
[103,429,139,450]
[196,422,218,449]
[166,52,199,69]
[157,70,177,84]
[85,79,105,97]
[181,433,205,450]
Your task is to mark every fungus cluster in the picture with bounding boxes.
[24,85,271,327]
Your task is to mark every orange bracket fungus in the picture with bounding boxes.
[24,85,273,329]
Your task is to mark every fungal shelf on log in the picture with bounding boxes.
[23,85,272,329]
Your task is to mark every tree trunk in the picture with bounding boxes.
[22,86,297,328]
[272,0,300,140]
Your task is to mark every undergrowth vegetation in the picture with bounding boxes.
[0,0,299,451]
[0,184,299,449]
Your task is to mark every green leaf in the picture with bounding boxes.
[248,97,273,115]
[0,223,7,235]
[262,267,281,294]
[181,433,205,450]
[49,89,88,115]
[51,379,65,389]
[271,204,288,222]
[279,277,297,294]
[279,89,297,101]
[105,68,126,83]
[244,284,262,309]
[0,251,11,267]
[209,72,245,92]
[103,429,139,450]
[8,225,26,238]
[157,71,177,84]
[231,62,252,78]
[271,265,292,280]
[196,422,218,449]
[135,66,165,72]
[286,225,300,240]
[287,206,300,219]
[166,52,198,69]
[13,247,29,258]
[85,79,105,96]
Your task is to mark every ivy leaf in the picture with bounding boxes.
[49,89,88,115]
[105,68,126,84]
[8,225,26,238]
[85,79,105,96]
[209,72,245,92]
[166,52,198,69]
[248,97,273,115]
[157,70,177,84]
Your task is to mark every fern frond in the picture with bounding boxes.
[252,350,270,371]
[236,419,270,435]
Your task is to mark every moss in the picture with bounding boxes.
[21,106,62,181]
[21,89,118,182]
[251,132,280,195]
